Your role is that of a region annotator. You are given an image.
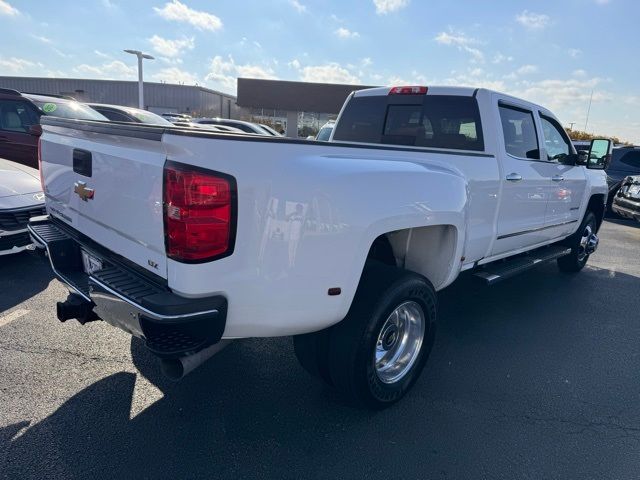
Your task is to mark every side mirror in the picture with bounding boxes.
[587,138,612,170]
[29,124,42,137]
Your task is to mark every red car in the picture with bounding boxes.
[0,88,107,169]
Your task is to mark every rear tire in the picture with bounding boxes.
[326,262,437,409]
[558,211,597,273]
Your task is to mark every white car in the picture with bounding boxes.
[0,158,45,255]
[31,85,609,408]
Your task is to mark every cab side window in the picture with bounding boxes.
[540,115,571,161]
[0,100,37,133]
[499,104,540,160]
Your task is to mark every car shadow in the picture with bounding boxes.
[2,262,640,479]
[605,216,640,228]
[0,250,54,312]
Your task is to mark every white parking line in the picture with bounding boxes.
[0,309,29,327]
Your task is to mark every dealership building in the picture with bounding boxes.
[0,76,239,118]
[0,76,376,137]
[236,78,376,137]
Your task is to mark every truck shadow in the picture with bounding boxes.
[2,263,640,479]
[0,251,53,313]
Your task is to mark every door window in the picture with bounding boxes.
[0,100,37,133]
[618,151,640,169]
[540,115,572,161]
[498,104,540,160]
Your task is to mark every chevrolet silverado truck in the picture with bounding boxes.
[29,86,611,409]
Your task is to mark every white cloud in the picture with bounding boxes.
[0,0,19,16]
[154,0,222,31]
[517,64,538,75]
[334,27,359,39]
[206,55,277,93]
[361,57,373,67]
[94,50,111,59]
[150,67,198,85]
[573,69,587,77]
[289,0,306,13]
[373,0,409,14]
[434,31,484,62]
[0,56,35,73]
[492,52,513,64]
[300,63,360,84]
[516,10,550,30]
[31,35,52,44]
[73,60,136,80]
[513,77,609,110]
[148,35,195,57]
[568,48,582,58]
[288,58,301,69]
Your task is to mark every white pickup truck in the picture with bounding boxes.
[30,85,611,408]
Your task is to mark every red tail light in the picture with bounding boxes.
[163,162,236,262]
[389,86,428,95]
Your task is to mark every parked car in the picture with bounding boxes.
[87,104,174,126]
[31,85,609,409]
[605,146,640,211]
[170,121,244,134]
[161,113,192,123]
[193,117,271,135]
[0,157,45,255]
[0,88,107,169]
[611,175,640,222]
[315,120,335,141]
[258,124,283,136]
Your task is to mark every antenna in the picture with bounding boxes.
[584,90,593,131]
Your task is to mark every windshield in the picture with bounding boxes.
[316,126,333,141]
[127,109,174,126]
[31,99,108,121]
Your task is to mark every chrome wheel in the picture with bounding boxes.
[578,224,598,261]
[374,301,425,384]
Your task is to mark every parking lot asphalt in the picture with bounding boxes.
[1,218,639,480]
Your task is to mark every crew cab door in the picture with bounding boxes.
[538,113,587,238]
[491,100,549,256]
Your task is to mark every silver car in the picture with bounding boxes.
[0,158,45,255]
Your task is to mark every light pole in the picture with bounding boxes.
[124,49,154,109]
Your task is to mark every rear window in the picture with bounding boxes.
[31,100,107,121]
[333,95,484,151]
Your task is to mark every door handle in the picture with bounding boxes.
[506,173,523,182]
[552,175,564,182]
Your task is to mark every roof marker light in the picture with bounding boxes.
[389,86,428,95]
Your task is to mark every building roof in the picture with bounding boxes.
[237,78,378,113]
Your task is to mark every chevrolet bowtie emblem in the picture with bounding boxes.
[74,181,95,201]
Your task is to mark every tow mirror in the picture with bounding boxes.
[29,124,43,137]
[587,138,612,170]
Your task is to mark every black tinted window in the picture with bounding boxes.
[333,95,484,151]
[499,104,540,159]
[96,109,134,122]
[618,151,640,169]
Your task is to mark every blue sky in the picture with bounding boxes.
[1,0,639,142]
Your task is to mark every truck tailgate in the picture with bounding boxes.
[40,121,168,278]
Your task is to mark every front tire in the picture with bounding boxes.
[326,262,437,409]
[557,211,598,273]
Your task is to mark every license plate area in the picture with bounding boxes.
[81,249,103,275]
